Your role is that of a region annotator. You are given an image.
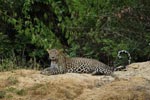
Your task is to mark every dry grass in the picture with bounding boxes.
[0,64,150,100]
[75,77,150,100]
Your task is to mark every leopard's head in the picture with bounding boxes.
[47,49,62,61]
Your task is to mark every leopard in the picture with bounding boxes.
[41,49,114,75]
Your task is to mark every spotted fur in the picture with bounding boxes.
[118,50,131,64]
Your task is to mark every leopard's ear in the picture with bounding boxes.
[58,49,64,54]
[46,49,50,53]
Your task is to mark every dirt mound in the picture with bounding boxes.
[114,61,150,80]
[76,77,150,100]
[0,61,150,100]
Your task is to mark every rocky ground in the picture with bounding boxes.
[0,61,150,100]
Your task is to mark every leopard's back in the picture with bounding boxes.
[64,57,113,75]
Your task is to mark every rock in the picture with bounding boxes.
[76,77,150,100]
[114,61,150,80]
[0,61,150,100]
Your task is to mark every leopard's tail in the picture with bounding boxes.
[114,50,131,71]
[117,50,131,64]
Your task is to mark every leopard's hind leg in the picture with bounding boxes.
[91,67,113,75]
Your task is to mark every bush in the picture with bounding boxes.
[0,0,150,69]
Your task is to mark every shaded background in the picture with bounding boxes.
[0,0,150,70]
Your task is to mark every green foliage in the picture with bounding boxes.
[0,0,150,69]
[16,89,27,96]
[0,91,6,99]
[6,87,17,93]
[7,76,19,85]
[5,87,26,97]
